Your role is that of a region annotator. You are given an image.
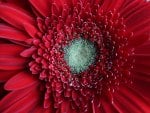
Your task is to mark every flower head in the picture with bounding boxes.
[0,0,150,113]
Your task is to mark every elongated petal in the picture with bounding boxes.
[23,22,38,38]
[0,3,35,29]
[113,95,133,113]
[101,97,118,113]
[3,0,33,12]
[92,97,101,113]
[133,78,150,102]
[133,43,150,74]
[124,1,150,47]
[0,85,37,112]
[4,71,38,90]
[132,72,150,82]
[0,24,30,41]
[29,0,51,17]
[20,47,36,57]
[98,0,125,12]
[127,19,150,33]
[117,86,150,112]
[115,92,143,112]
[120,0,144,18]
[0,57,27,70]
[0,44,25,57]
[134,62,150,75]
[61,100,71,113]
[3,88,40,113]
[134,54,150,67]
[134,41,150,54]
[0,83,39,112]
[0,70,19,82]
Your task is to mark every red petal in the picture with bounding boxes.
[23,22,38,38]
[31,106,53,113]
[128,24,150,47]
[113,95,132,113]
[120,0,144,18]
[124,1,150,31]
[117,86,150,112]
[0,44,25,57]
[114,91,142,112]
[133,78,150,102]
[121,1,150,47]
[117,0,133,9]
[30,106,44,113]
[61,100,71,113]
[98,0,125,12]
[132,72,150,82]
[0,3,35,29]
[101,97,118,113]
[107,0,125,11]
[0,85,37,112]
[0,57,27,70]
[92,97,101,113]
[134,41,150,54]
[127,18,150,33]
[3,0,33,12]
[98,0,111,12]
[0,70,19,82]
[72,91,78,101]
[133,59,150,75]
[0,24,30,41]
[4,71,38,90]
[20,47,36,57]
[29,0,51,17]
[134,54,150,67]
[54,0,73,13]
[0,86,40,113]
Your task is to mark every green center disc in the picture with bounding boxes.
[64,38,97,73]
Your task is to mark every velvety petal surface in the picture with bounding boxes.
[4,71,38,90]
[0,83,40,113]
[0,3,35,29]
[29,0,51,17]
[0,70,19,82]
[0,24,30,42]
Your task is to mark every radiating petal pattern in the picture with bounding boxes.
[0,0,150,113]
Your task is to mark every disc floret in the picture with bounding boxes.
[64,38,97,73]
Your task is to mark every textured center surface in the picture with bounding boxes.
[64,38,97,73]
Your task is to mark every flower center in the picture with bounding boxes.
[64,38,97,73]
[25,1,134,110]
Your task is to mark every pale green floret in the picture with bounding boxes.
[64,38,97,73]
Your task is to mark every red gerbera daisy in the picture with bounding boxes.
[0,0,150,113]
